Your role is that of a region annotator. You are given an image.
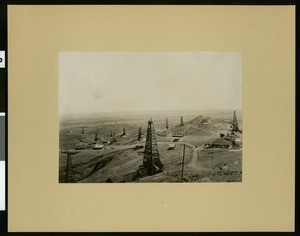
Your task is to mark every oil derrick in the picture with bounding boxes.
[232,111,239,132]
[180,116,184,127]
[138,126,142,141]
[143,119,164,175]
[123,127,126,136]
[166,118,169,137]
[64,153,75,183]
[110,132,116,143]
[80,127,85,142]
[94,130,99,141]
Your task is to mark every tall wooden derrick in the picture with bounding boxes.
[95,129,99,141]
[166,118,169,137]
[138,126,142,141]
[143,119,164,175]
[112,132,116,142]
[108,131,116,143]
[180,116,184,127]
[123,127,126,136]
[232,111,239,132]
[64,153,75,183]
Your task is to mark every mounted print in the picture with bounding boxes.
[59,52,242,183]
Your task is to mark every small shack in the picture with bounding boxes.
[93,144,104,150]
[211,138,232,149]
[172,133,184,137]
[224,135,241,142]
[224,135,242,146]
[167,144,176,150]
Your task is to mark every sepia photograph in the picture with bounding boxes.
[7,5,294,232]
[59,52,242,183]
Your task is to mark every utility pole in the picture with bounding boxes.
[181,144,186,182]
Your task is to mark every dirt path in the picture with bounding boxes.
[157,141,207,171]
[157,141,196,149]
[186,146,204,170]
[191,147,200,165]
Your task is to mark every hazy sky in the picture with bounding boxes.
[59,52,242,115]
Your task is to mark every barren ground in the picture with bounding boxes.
[59,110,242,183]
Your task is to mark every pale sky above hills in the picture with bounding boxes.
[59,52,242,115]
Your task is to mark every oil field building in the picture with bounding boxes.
[93,144,104,150]
[224,135,242,145]
[211,138,232,149]
[172,133,184,137]
[167,144,176,150]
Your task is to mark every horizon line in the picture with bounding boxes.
[60,108,243,117]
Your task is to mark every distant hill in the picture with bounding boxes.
[171,124,212,136]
